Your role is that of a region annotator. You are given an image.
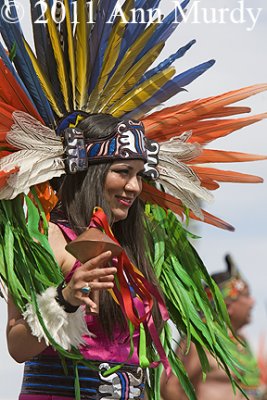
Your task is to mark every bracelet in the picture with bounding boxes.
[55,281,79,313]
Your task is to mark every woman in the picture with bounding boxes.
[1,2,266,397]
[7,113,164,400]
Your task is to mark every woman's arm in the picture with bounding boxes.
[6,223,117,362]
[7,294,48,363]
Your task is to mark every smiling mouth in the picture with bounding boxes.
[115,196,134,207]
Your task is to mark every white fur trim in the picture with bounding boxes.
[23,287,93,350]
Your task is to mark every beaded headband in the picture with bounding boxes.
[60,113,159,179]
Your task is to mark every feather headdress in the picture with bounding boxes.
[0,2,265,228]
[0,1,266,399]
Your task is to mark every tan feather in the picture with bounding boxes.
[75,0,90,109]
[23,39,64,117]
[45,4,71,111]
[87,0,134,112]
[63,0,76,108]
[96,22,161,111]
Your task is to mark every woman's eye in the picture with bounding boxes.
[113,169,129,174]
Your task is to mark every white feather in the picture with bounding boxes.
[0,111,65,199]
[23,287,93,351]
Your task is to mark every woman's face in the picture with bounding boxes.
[104,159,144,222]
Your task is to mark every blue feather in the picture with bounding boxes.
[108,0,163,85]
[137,40,196,85]
[89,0,119,94]
[116,0,161,67]
[30,1,66,113]
[125,60,215,120]
[136,0,190,62]
[0,0,55,126]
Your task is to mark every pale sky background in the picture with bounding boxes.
[0,1,267,399]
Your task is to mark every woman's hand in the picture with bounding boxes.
[62,250,116,313]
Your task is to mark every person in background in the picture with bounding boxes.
[161,254,263,400]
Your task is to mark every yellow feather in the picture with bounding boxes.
[100,42,164,112]
[24,39,64,117]
[75,0,90,109]
[87,0,134,112]
[107,67,176,117]
[63,0,76,109]
[45,5,71,112]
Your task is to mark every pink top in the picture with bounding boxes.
[42,223,140,365]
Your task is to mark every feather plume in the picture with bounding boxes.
[0,42,35,105]
[146,114,267,143]
[107,67,175,117]
[115,0,159,66]
[141,181,185,218]
[75,0,90,109]
[0,104,16,143]
[30,0,65,112]
[191,166,264,184]
[0,58,42,121]
[144,84,267,134]
[94,21,159,111]
[159,133,201,161]
[191,149,267,164]
[157,160,213,218]
[126,60,215,120]
[63,0,76,108]
[23,40,64,117]
[0,112,64,199]
[99,42,164,112]
[89,0,122,93]
[0,7,55,126]
[0,150,65,199]
[0,167,19,189]
[196,106,251,119]
[189,114,267,145]
[87,0,134,112]
[141,182,234,231]
[193,209,235,232]
[136,0,190,62]
[143,86,267,142]
[44,4,71,112]
[138,40,196,85]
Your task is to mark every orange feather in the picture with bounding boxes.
[191,149,267,164]
[0,167,19,188]
[141,182,234,231]
[143,84,267,140]
[191,166,264,184]
[190,209,235,232]
[0,59,42,122]
[141,181,184,218]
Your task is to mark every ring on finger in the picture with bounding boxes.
[80,282,91,295]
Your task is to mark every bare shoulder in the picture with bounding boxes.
[48,222,76,276]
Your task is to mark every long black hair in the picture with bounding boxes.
[57,113,163,337]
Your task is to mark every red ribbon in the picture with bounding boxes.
[90,207,171,375]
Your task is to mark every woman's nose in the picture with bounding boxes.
[125,176,142,193]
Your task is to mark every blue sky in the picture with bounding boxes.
[0,1,266,399]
